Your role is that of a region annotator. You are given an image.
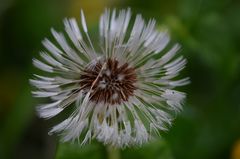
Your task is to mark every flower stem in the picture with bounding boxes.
[107,146,121,159]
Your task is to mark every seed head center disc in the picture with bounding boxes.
[80,58,137,105]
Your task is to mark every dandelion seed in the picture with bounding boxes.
[30,8,189,148]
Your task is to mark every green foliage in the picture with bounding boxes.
[56,142,105,159]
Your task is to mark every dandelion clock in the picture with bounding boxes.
[30,8,189,148]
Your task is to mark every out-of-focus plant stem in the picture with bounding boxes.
[107,145,120,159]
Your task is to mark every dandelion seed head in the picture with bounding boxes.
[30,8,189,148]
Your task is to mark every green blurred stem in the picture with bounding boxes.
[107,146,120,159]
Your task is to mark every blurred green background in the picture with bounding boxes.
[0,0,240,159]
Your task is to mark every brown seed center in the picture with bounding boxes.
[80,58,137,105]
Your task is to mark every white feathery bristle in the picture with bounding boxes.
[81,10,88,33]
[37,100,62,113]
[33,74,55,81]
[161,89,186,111]
[134,120,148,145]
[30,79,52,86]
[32,91,59,97]
[160,44,181,65]
[169,77,190,86]
[40,51,63,67]
[70,18,83,40]
[49,117,73,134]
[42,38,63,57]
[33,59,53,72]
[37,107,63,118]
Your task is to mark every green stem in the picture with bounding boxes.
[107,145,121,159]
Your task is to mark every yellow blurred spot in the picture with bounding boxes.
[68,0,117,26]
[232,140,240,159]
